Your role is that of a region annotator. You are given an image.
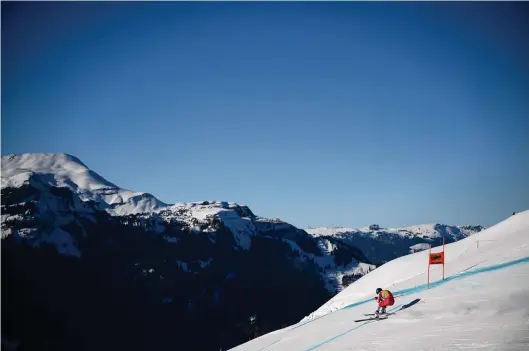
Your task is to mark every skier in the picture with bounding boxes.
[374,288,394,317]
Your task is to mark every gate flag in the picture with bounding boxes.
[427,236,446,288]
[429,252,444,264]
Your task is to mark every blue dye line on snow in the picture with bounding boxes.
[297,255,529,351]
[302,304,403,351]
[262,256,529,350]
[388,255,529,299]
[344,255,529,310]
[287,256,529,335]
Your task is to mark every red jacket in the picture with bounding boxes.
[376,289,394,303]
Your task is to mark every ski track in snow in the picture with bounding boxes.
[230,210,529,351]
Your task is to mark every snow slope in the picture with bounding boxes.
[230,210,529,351]
[1,153,168,215]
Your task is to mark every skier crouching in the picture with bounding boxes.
[374,288,394,317]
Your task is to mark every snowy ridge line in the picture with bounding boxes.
[302,303,405,351]
[0,153,169,216]
[305,223,483,241]
[282,255,529,335]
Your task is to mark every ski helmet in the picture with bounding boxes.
[376,288,382,294]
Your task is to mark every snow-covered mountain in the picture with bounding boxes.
[306,223,484,265]
[1,153,485,351]
[1,153,370,293]
[229,210,529,351]
[1,153,483,294]
[1,153,168,215]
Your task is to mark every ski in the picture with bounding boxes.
[356,297,422,322]
[363,312,395,316]
[354,316,388,323]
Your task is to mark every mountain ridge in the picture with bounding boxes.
[1,152,485,350]
[1,152,169,216]
[0,152,485,291]
[1,152,483,231]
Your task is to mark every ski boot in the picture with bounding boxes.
[375,308,386,318]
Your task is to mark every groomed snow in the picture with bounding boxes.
[230,210,529,351]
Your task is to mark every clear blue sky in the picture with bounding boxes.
[2,2,528,229]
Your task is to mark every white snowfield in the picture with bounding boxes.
[230,210,529,351]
